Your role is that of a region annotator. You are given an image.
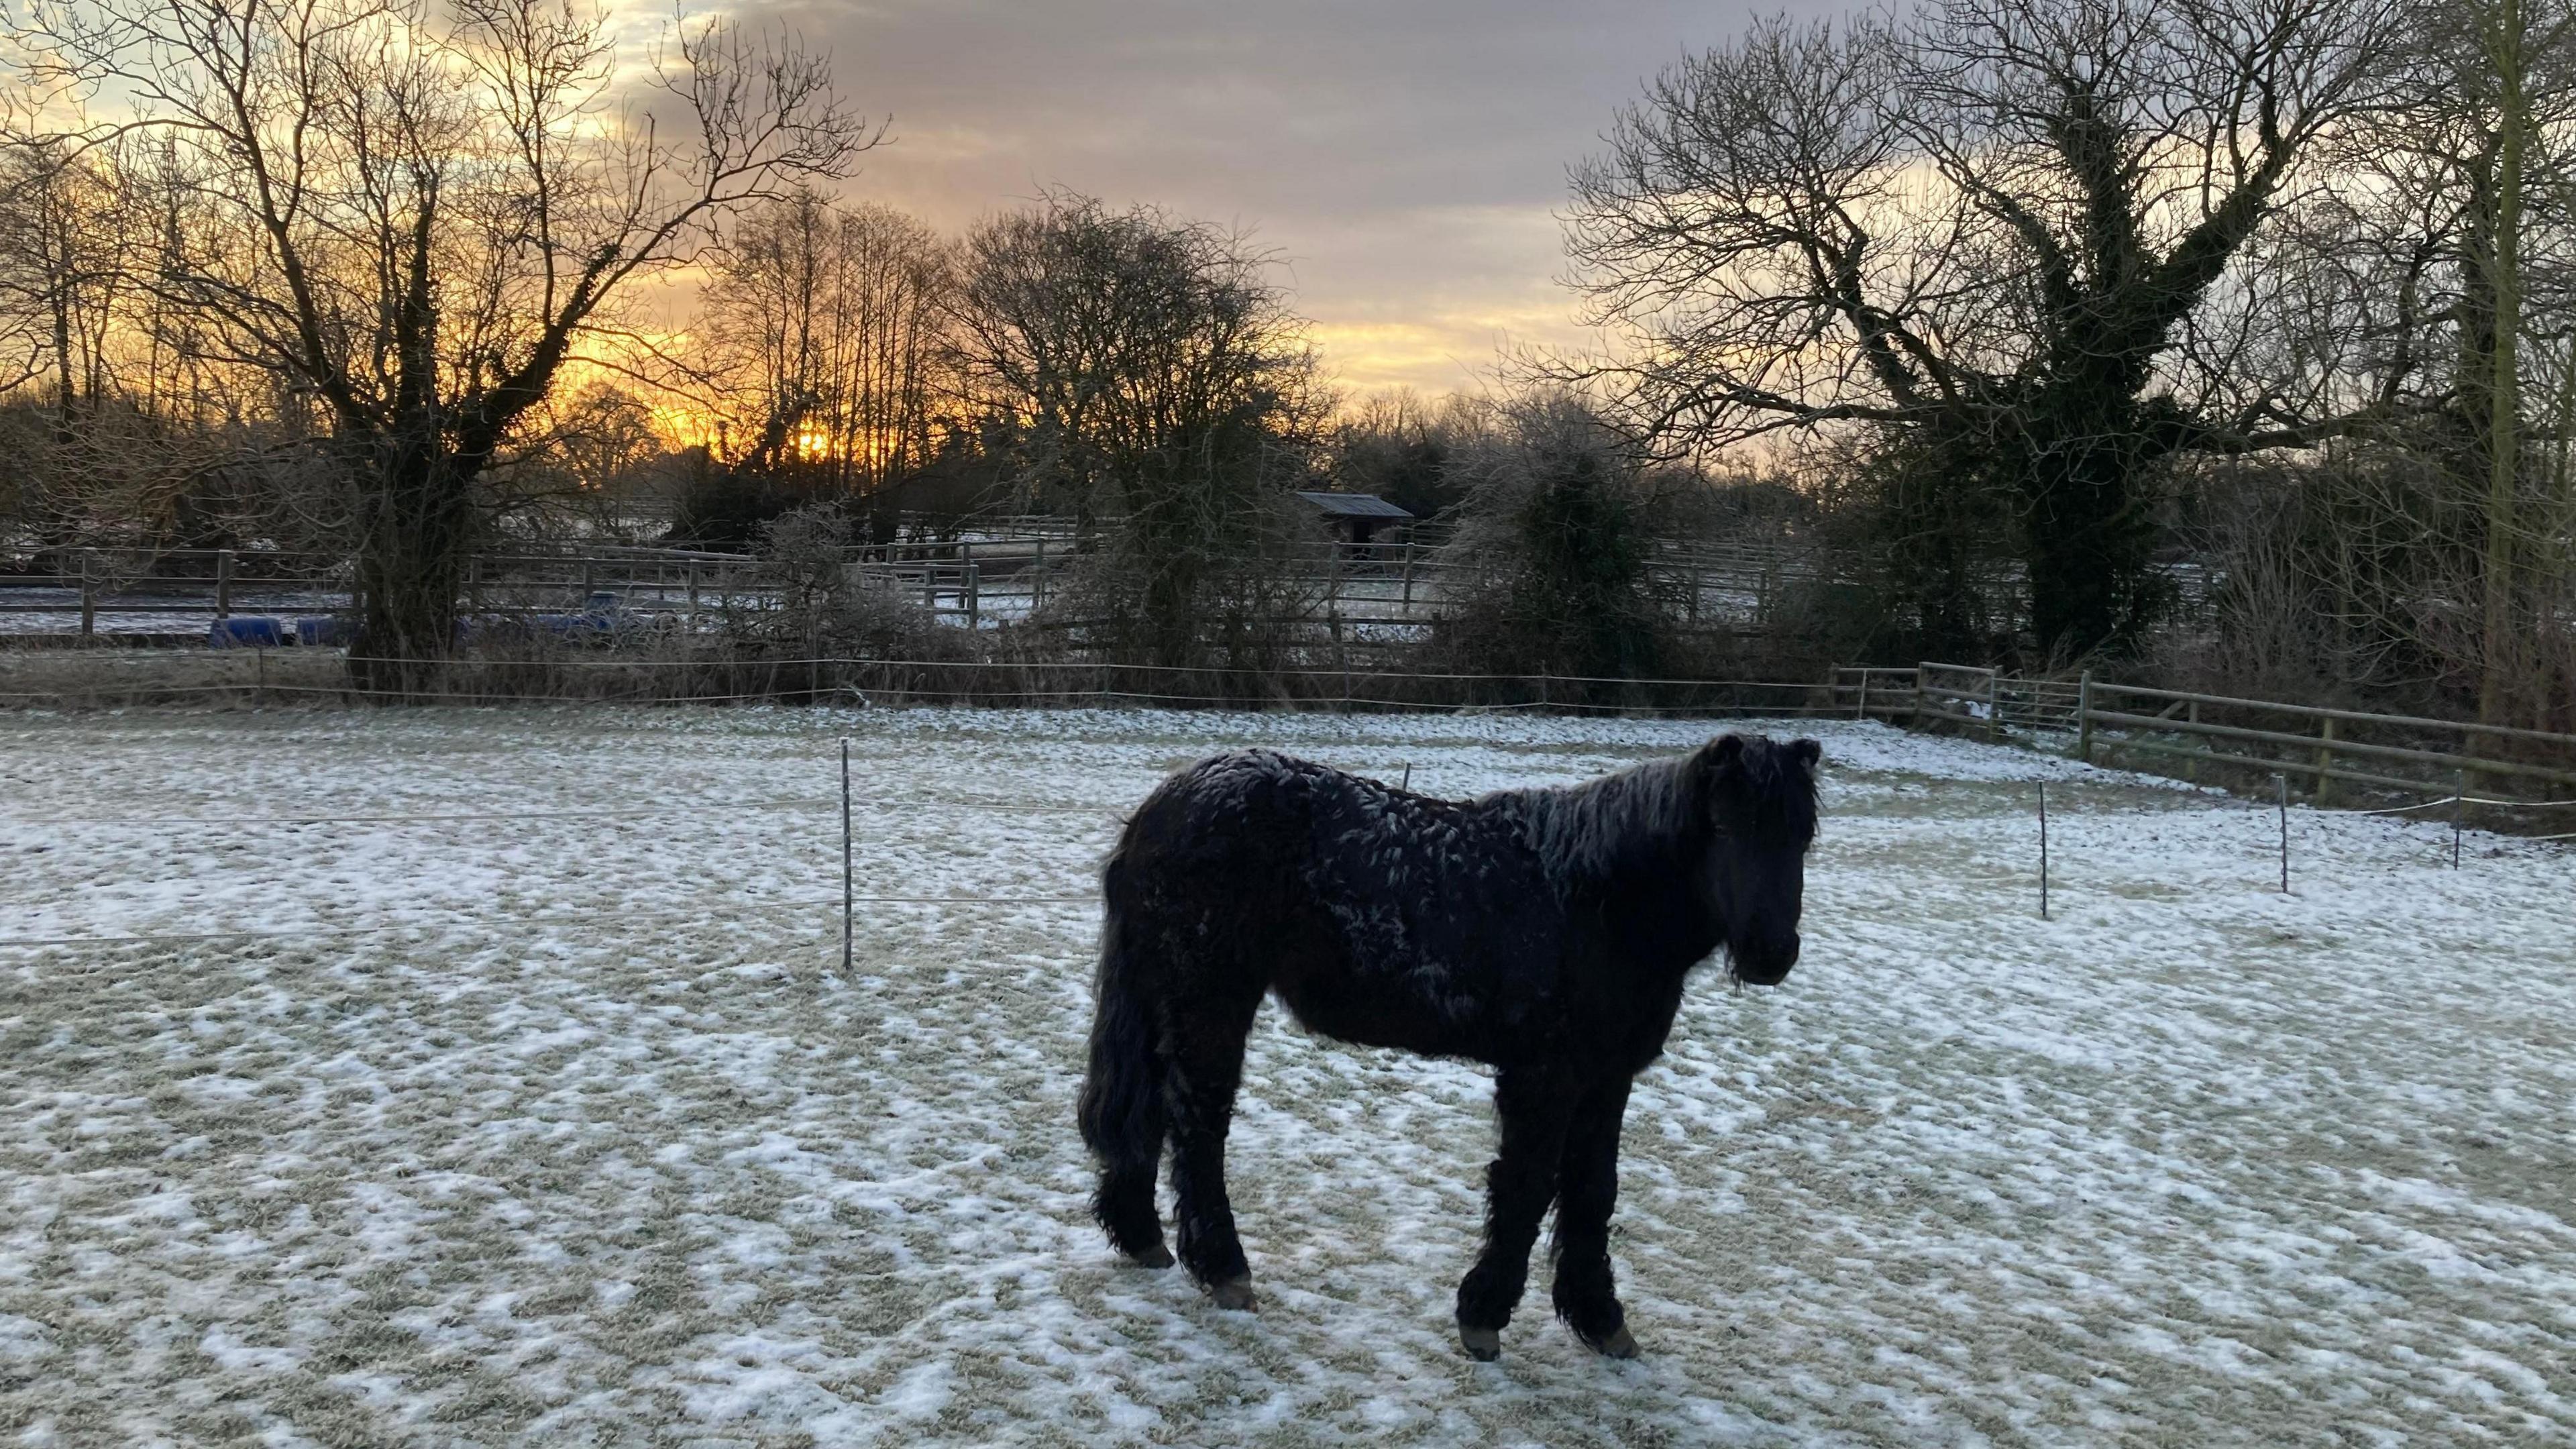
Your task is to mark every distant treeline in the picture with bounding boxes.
[3,0,2571,728]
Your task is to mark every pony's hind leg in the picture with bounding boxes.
[1550,1075,1639,1357]
[1079,906,1174,1268]
[1164,985,1264,1309]
[1456,1067,1576,1360]
[1095,1120,1171,1269]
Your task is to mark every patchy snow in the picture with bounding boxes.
[0,707,2569,1444]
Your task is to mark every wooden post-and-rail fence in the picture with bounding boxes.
[1831,663,2083,739]
[2074,676,2576,809]
[1831,663,2576,816]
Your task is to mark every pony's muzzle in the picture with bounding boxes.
[1731,933,1799,986]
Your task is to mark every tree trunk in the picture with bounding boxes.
[50,282,76,447]
[347,431,478,698]
[2015,391,2165,663]
[2480,0,2528,728]
[1876,435,1997,660]
[2020,453,2150,661]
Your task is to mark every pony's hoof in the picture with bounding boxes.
[1458,1325,1502,1361]
[1209,1277,1258,1311]
[1128,1244,1175,1269]
[1593,1325,1640,1360]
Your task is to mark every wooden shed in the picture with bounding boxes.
[1293,490,1414,546]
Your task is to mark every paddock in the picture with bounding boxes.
[0,707,2568,1444]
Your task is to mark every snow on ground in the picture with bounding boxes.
[0,707,2569,1446]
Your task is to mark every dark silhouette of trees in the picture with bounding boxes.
[1566,0,2412,660]
[949,193,1325,667]
[8,0,877,690]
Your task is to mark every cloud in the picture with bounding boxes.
[740,0,1809,396]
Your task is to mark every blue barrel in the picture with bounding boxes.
[292,615,351,647]
[209,616,284,648]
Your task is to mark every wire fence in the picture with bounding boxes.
[0,771,1138,949]
[7,723,2564,956]
[7,651,2569,960]
[0,649,1849,716]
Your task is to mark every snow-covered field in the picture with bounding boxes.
[0,707,2569,1446]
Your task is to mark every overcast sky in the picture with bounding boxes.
[752,0,1811,400]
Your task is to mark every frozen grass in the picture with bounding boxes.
[0,707,2570,1446]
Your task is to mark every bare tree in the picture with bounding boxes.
[949,193,1326,668]
[2231,0,2576,722]
[699,189,951,496]
[1330,388,1496,520]
[1564,0,2411,659]
[2444,0,2576,723]
[0,136,123,423]
[7,0,879,690]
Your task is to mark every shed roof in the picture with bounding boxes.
[1293,490,1414,520]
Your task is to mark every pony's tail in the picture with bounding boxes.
[1077,855,1171,1264]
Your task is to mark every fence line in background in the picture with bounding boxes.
[0,651,1847,716]
[0,682,1829,715]
[0,896,1105,951]
[2074,677,2576,801]
[9,773,2546,954]
[15,644,2571,819]
[1829,662,2576,834]
[1,532,1847,638]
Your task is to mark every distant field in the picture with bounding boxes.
[1,708,2569,1445]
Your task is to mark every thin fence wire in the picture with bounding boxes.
[0,896,1103,951]
[12,773,2556,955]
[11,800,1131,828]
[12,680,2569,953]
[0,685,1824,715]
[0,651,1845,716]
[4,650,1839,687]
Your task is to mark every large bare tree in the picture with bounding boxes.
[1565,0,2411,659]
[8,0,877,690]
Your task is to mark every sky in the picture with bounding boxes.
[751,0,1811,401]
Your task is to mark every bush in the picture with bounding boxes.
[1428,396,1678,696]
[726,505,960,665]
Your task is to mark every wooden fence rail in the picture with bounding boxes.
[1830,663,2082,739]
[1831,664,2576,814]
[2076,678,2576,806]
[7,536,1844,641]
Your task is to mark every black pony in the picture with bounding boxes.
[1077,733,1821,1360]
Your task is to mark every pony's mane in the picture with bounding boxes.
[1495,739,1817,886]
[1497,753,1707,885]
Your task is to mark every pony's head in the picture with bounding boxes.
[1693,733,1821,985]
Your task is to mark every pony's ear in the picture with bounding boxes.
[1695,734,1746,780]
[1789,738,1821,770]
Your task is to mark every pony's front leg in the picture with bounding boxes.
[1455,1067,1574,1360]
[1550,1075,1639,1357]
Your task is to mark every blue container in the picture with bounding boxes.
[292,615,351,647]
[533,595,625,638]
[209,616,284,648]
